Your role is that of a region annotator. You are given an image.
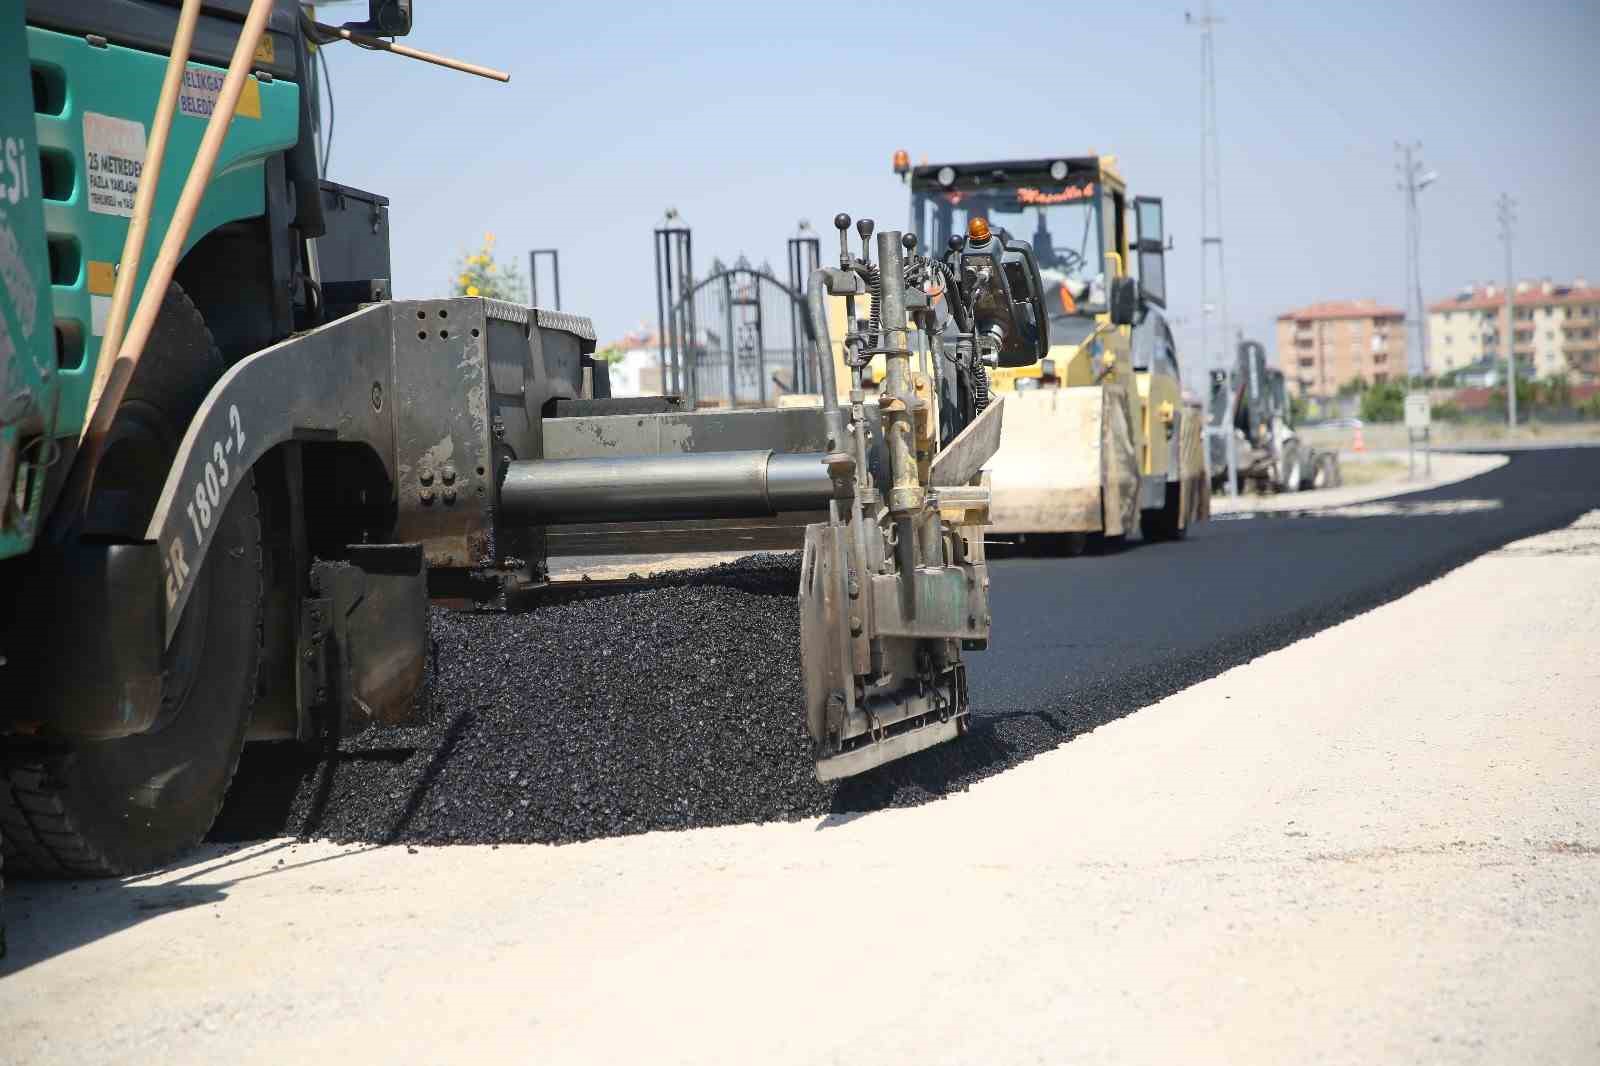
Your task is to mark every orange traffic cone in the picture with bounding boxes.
[1352,425,1366,452]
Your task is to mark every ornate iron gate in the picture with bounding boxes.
[669,258,814,408]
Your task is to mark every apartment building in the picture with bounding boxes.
[1275,300,1407,399]
[1428,279,1600,381]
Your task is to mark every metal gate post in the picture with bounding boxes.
[722,272,738,408]
[753,267,768,407]
[529,248,561,310]
[787,224,821,392]
[654,212,694,401]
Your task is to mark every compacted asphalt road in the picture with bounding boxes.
[969,446,1600,728]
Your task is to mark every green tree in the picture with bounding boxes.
[450,232,527,303]
[1337,376,1370,398]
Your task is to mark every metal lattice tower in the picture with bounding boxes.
[1188,4,1229,384]
[1395,141,1436,377]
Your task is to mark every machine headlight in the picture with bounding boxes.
[1049,160,1069,181]
[937,165,957,187]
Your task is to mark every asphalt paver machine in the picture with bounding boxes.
[0,0,1029,883]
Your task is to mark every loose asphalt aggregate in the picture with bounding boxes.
[211,447,1600,847]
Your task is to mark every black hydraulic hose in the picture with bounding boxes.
[841,262,882,366]
[933,259,971,333]
[866,263,882,356]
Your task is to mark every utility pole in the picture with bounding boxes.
[1498,192,1517,429]
[1188,4,1228,388]
[1395,141,1436,378]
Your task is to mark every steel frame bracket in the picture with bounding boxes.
[297,543,430,740]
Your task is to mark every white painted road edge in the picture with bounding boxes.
[3,513,1596,1065]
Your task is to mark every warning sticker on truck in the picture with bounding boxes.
[83,111,146,217]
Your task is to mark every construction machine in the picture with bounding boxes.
[0,0,1025,885]
[1207,339,1342,494]
[901,154,1209,549]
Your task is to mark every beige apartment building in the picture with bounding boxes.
[1428,279,1600,381]
[1275,300,1407,399]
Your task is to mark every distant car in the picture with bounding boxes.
[1315,417,1365,431]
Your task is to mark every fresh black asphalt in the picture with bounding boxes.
[211,448,1600,846]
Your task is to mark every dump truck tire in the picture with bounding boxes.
[1141,482,1187,541]
[0,284,262,878]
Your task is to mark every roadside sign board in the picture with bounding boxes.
[1404,393,1431,430]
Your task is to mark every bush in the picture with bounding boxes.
[1536,375,1573,409]
[1358,380,1407,422]
[1488,378,1536,414]
[1432,401,1463,422]
[449,232,528,303]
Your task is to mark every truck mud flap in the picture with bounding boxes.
[0,541,163,739]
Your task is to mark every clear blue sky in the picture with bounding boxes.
[319,0,1597,384]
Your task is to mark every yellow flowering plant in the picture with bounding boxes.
[449,232,528,302]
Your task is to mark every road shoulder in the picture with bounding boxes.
[2,514,1596,1065]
